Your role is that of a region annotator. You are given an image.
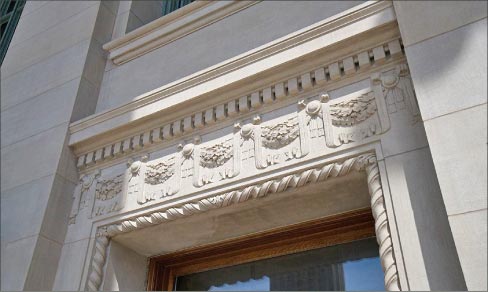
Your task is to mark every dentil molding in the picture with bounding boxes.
[74,38,406,172]
[69,1,398,156]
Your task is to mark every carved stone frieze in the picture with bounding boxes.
[86,154,401,292]
[200,140,233,168]
[235,115,267,170]
[127,156,148,204]
[91,174,124,217]
[75,65,420,213]
[373,64,420,123]
[143,156,178,203]
[69,170,100,225]
[328,91,383,145]
[329,92,377,126]
[261,116,299,149]
[145,158,175,185]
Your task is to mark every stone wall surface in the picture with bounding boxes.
[1,1,485,291]
[95,0,362,113]
[394,1,487,290]
[0,1,114,290]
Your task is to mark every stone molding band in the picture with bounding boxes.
[85,153,401,291]
[74,37,404,170]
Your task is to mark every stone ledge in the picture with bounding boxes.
[69,1,396,149]
[103,1,258,65]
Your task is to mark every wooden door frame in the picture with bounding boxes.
[147,207,375,291]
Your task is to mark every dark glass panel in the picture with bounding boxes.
[175,237,384,291]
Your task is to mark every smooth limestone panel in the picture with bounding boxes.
[405,18,487,120]
[101,0,120,16]
[83,40,109,88]
[56,137,82,185]
[0,123,68,192]
[19,1,50,17]
[39,175,77,245]
[71,77,100,123]
[23,235,63,291]
[448,209,488,291]
[0,78,79,148]
[53,239,91,291]
[380,108,429,158]
[1,175,55,243]
[384,148,466,290]
[91,2,118,45]
[424,104,487,216]
[2,4,100,78]
[0,235,38,291]
[1,40,91,111]
[102,241,148,291]
[96,0,362,112]
[394,1,487,47]
[9,1,97,48]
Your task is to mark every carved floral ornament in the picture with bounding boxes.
[73,65,418,290]
[68,65,419,225]
[85,153,401,291]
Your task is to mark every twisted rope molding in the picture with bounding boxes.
[85,153,400,291]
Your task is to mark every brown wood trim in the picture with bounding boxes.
[147,207,375,291]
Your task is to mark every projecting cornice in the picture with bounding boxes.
[103,1,259,65]
[69,1,400,170]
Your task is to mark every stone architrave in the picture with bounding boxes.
[85,154,400,291]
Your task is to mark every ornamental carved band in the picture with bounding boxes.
[71,66,418,227]
[85,154,401,291]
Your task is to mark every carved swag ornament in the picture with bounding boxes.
[73,64,419,213]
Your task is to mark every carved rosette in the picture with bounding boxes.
[86,154,401,291]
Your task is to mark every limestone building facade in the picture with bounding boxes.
[1,1,486,291]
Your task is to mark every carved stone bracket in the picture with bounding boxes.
[85,153,401,291]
